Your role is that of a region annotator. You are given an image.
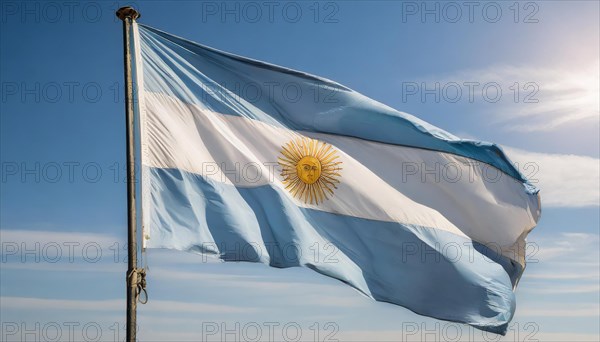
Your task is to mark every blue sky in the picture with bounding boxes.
[1,0,599,340]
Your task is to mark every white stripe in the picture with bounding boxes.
[132,22,150,249]
[142,91,538,264]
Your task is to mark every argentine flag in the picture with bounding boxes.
[131,23,541,334]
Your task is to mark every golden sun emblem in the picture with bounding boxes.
[278,137,342,205]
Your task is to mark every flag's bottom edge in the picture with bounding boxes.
[145,166,521,335]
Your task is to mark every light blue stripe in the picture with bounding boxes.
[137,24,537,191]
[147,167,521,335]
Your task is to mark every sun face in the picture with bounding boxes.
[278,137,342,205]
[296,156,321,184]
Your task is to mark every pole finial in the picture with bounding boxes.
[116,7,140,21]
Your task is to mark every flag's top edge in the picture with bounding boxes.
[138,24,352,92]
[136,23,540,197]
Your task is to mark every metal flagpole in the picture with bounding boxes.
[116,6,141,342]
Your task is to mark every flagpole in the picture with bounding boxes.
[116,6,141,342]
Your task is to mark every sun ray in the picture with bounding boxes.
[315,145,332,160]
[282,145,302,162]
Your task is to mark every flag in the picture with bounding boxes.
[132,23,541,334]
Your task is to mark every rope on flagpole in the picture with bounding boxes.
[127,268,148,304]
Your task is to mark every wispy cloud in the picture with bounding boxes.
[425,62,600,132]
[0,229,121,246]
[0,297,122,311]
[0,296,256,314]
[503,146,599,207]
[533,232,599,262]
[524,248,598,321]
[519,304,599,317]
[527,272,599,281]
[143,300,258,314]
[0,262,123,273]
[531,333,600,342]
[523,284,600,295]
